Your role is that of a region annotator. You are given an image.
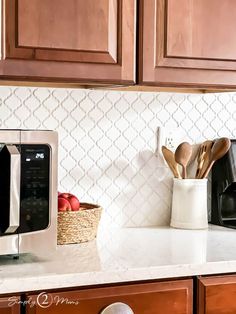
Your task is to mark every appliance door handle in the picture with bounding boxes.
[0,145,21,234]
[7,145,21,233]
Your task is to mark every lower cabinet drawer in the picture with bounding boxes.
[198,275,236,314]
[26,279,193,314]
[0,296,20,314]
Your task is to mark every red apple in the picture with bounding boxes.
[60,193,71,198]
[60,193,80,211]
[58,197,71,212]
[58,191,62,196]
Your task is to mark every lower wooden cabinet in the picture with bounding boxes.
[198,274,236,314]
[8,273,236,314]
[0,296,20,314]
[26,279,193,314]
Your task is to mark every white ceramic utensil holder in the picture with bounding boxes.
[170,178,208,229]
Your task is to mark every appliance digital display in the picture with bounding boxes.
[26,152,45,162]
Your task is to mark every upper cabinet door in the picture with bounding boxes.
[139,0,236,88]
[1,0,136,84]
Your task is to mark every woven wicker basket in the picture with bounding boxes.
[57,203,102,245]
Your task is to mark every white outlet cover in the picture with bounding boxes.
[156,126,186,153]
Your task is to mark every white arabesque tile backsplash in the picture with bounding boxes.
[0,86,236,228]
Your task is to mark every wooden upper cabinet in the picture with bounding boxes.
[139,0,236,88]
[1,0,136,84]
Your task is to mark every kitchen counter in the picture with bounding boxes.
[1,225,236,294]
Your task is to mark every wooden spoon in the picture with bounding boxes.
[175,142,192,179]
[161,146,181,179]
[201,138,231,179]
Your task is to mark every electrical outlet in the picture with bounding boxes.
[165,130,176,151]
[156,126,185,154]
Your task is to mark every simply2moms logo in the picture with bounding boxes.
[8,292,80,308]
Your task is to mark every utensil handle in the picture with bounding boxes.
[201,160,214,179]
[196,159,204,179]
[168,163,181,179]
[182,166,187,179]
[195,150,205,179]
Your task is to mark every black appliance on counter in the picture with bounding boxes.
[211,139,236,229]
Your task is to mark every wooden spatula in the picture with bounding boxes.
[162,146,181,179]
[201,138,231,179]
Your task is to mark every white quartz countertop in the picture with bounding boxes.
[1,225,236,294]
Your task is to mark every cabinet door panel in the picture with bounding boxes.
[167,0,236,61]
[2,0,135,84]
[8,0,117,63]
[0,296,20,314]
[139,0,236,88]
[26,280,193,314]
[198,275,236,314]
[18,0,114,52]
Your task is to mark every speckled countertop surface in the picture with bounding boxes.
[1,225,236,294]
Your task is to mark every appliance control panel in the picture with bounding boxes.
[18,144,50,233]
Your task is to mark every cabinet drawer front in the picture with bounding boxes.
[26,280,193,314]
[198,275,236,314]
[0,296,20,314]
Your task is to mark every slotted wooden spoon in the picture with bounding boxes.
[195,140,214,179]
